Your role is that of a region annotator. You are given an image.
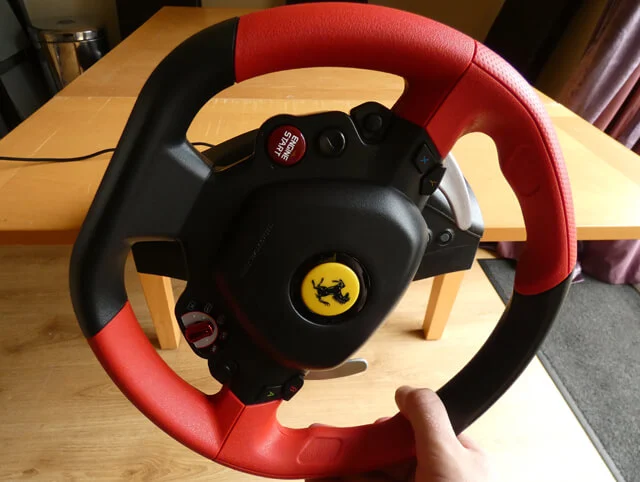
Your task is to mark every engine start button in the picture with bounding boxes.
[267,125,306,166]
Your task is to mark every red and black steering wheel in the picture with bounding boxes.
[70,3,576,479]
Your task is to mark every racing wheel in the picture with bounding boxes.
[69,3,576,479]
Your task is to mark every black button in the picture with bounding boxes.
[282,375,304,401]
[221,360,237,378]
[257,385,282,403]
[317,129,346,157]
[437,229,455,245]
[413,143,437,174]
[209,359,237,384]
[420,165,447,195]
[364,113,384,133]
[350,102,391,142]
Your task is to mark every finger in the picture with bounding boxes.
[457,432,483,452]
[309,423,331,428]
[380,461,416,481]
[395,386,459,452]
[312,473,389,482]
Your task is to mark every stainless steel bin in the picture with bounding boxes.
[32,17,109,91]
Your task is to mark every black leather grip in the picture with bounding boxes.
[70,18,239,337]
[439,273,572,433]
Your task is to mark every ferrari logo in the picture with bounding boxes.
[301,262,360,317]
[311,278,351,306]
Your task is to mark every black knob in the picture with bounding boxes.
[210,359,237,384]
[317,128,346,157]
[364,113,384,132]
[437,229,455,246]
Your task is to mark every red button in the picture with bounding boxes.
[267,125,306,166]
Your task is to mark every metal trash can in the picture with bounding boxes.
[31,17,109,92]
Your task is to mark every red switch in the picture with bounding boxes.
[185,320,216,345]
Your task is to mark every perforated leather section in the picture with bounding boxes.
[474,44,576,255]
[426,43,576,294]
[235,3,475,128]
[475,45,563,167]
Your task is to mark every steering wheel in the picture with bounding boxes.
[69,3,576,479]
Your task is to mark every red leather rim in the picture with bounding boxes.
[75,3,579,479]
[90,303,416,478]
[234,3,576,294]
[425,44,576,294]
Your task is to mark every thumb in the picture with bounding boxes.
[395,386,459,454]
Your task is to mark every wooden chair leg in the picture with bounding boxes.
[422,270,466,340]
[138,273,181,350]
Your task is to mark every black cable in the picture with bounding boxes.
[0,147,116,163]
[0,142,216,163]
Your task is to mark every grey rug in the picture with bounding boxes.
[479,259,640,482]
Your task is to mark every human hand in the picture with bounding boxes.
[394,386,492,482]
[310,386,491,482]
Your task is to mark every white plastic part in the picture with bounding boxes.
[306,358,368,380]
[440,153,473,231]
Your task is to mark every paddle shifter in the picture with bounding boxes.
[70,3,576,479]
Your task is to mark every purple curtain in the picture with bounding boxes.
[558,0,640,153]
[498,0,640,284]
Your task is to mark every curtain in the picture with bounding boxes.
[483,0,584,83]
[558,0,640,153]
[498,0,640,284]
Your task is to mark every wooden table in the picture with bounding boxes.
[1,7,639,349]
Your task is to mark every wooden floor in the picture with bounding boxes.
[0,246,613,481]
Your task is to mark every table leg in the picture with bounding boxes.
[422,270,466,340]
[138,273,181,350]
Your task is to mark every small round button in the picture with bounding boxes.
[437,229,455,245]
[317,128,346,157]
[267,125,306,166]
[300,262,360,317]
[364,113,384,132]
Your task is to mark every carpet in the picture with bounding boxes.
[479,259,640,482]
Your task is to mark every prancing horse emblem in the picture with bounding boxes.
[312,278,351,306]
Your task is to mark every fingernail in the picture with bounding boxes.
[309,423,331,429]
[374,416,392,424]
[395,385,414,410]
